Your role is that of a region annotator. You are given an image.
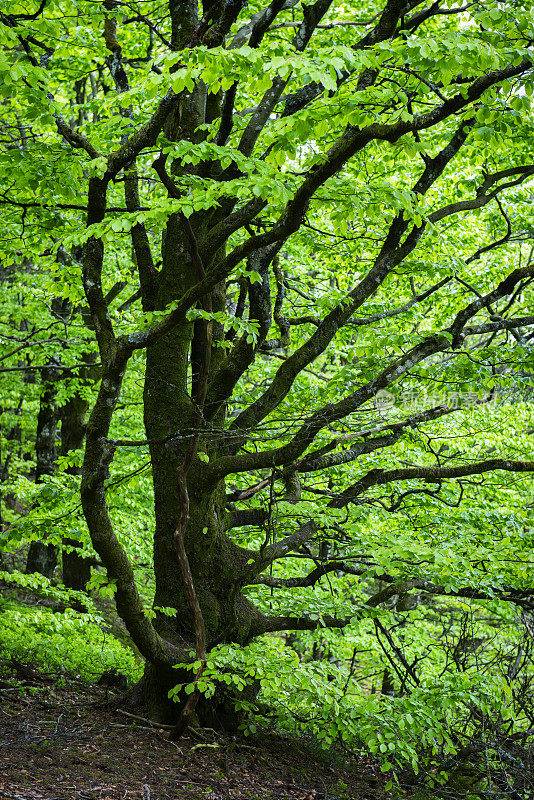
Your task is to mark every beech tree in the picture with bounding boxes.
[2,0,534,733]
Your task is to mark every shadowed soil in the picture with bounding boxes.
[0,664,385,800]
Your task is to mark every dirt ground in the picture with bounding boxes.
[0,664,385,800]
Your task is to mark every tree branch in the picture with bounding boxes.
[332,459,534,508]
[243,520,319,582]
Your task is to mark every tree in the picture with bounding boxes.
[1,0,534,732]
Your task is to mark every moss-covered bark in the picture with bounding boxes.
[61,392,92,590]
[25,366,60,579]
[139,231,263,722]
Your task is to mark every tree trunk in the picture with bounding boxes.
[25,365,60,579]
[135,661,256,731]
[61,392,92,590]
[138,240,260,725]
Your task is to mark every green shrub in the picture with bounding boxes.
[0,598,142,683]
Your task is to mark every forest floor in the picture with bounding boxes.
[0,661,387,800]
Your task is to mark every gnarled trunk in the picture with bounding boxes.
[25,365,60,579]
[138,241,261,724]
[61,392,93,591]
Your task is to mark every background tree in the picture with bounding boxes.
[1,0,534,759]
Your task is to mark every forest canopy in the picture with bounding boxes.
[1,0,534,794]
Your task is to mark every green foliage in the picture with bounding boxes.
[0,599,141,683]
[2,0,534,795]
[170,606,529,781]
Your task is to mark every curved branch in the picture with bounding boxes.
[254,612,355,635]
[332,458,534,508]
[242,520,319,583]
[465,195,513,264]
[250,560,365,588]
[253,564,534,614]
[297,403,459,473]
[226,508,270,528]
[81,350,183,668]
[429,165,534,225]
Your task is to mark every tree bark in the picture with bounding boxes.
[138,242,262,723]
[25,364,60,579]
[60,391,92,590]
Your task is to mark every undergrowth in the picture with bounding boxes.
[0,597,142,683]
